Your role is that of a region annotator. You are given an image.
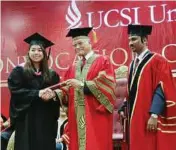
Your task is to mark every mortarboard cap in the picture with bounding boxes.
[24,32,54,49]
[66,27,93,39]
[128,24,152,36]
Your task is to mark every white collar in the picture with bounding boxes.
[136,49,149,62]
[84,51,94,60]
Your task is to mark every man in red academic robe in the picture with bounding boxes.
[54,27,116,150]
[126,24,176,150]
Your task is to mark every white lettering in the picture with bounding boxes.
[120,8,131,26]
[55,52,69,70]
[162,44,176,63]
[6,58,16,73]
[110,48,128,66]
[0,59,3,72]
[167,9,176,22]
[149,4,167,23]
[102,49,107,56]
[104,9,120,27]
[132,7,140,24]
[87,11,104,29]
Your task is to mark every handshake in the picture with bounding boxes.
[38,79,84,102]
[39,88,56,101]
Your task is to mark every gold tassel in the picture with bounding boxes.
[92,29,98,43]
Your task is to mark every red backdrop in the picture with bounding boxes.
[1,1,176,118]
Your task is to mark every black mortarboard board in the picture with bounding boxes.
[128,24,152,36]
[24,32,54,48]
[24,32,54,59]
[66,27,93,38]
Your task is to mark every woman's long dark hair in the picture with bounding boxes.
[23,44,52,83]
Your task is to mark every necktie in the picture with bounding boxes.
[133,58,139,74]
[81,56,86,70]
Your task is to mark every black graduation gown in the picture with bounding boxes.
[8,66,60,150]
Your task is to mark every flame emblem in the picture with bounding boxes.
[66,0,82,29]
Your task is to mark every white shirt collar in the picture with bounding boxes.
[85,51,94,60]
[136,49,149,62]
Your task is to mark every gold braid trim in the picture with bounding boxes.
[166,100,176,107]
[55,87,69,109]
[95,79,116,101]
[157,128,176,133]
[98,76,115,91]
[86,80,114,113]
[160,116,176,120]
[159,81,176,107]
[98,71,114,81]
[158,120,176,126]
[55,89,64,104]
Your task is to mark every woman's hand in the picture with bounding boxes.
[39,89,56,101]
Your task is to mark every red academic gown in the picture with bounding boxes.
[128,52,176,150]
[63,53,116,150]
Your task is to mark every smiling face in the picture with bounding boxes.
[128,35,147,55]
[72,38,92,57]
[28,45,44,64]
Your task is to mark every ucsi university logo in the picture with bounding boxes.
[65,0,176,29]
[65,0,82,29]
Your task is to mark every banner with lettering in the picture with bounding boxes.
[1,1,176,117]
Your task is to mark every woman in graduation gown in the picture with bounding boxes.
[8,33,60,150]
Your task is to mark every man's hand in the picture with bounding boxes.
[56,138,63,143]
[39,88,56,101]
[66,79,83,88]
[147,116,158,132]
